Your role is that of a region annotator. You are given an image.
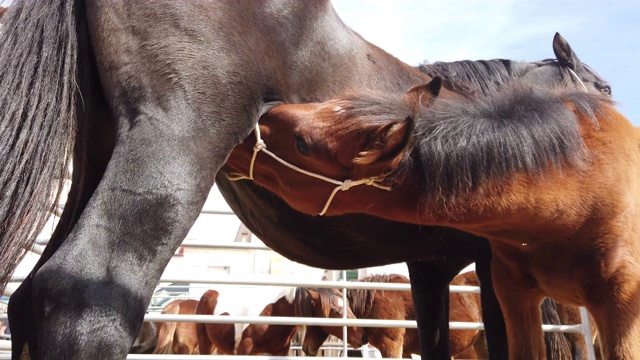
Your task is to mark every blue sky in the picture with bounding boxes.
[333,0,640,125]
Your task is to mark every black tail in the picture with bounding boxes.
[0,0,79,291]
[541,298,573,359]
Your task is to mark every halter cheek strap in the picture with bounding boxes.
[567,68,588,92]
[228,124,392,216]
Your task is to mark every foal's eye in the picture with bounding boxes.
[295,136,311,156]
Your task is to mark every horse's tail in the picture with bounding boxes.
[0,0,80,291]
[196,290,219,355]
[541,298,573,360]
[153,303,183,354]
[153,321,177,354]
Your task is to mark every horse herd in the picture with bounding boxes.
[0,1,635,359]
[128,272,595,358]
[128,272,497,358]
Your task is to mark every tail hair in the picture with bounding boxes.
[0,0,79,290]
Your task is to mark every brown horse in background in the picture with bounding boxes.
[302,272,593,359]
[152,299,199,354]
[347,273,484,358]
[301,272,483,358]
[196,287,367,356]
[226,79,634,358]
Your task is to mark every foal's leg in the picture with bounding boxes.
[407,260,459,360]
[491,258,546,359]
[586,265,640,360]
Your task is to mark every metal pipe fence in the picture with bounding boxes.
[2,216,598,359]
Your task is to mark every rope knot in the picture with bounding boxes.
[254,140,267,152]
[340,179,354,191]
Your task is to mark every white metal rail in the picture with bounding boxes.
[2,218,597,359]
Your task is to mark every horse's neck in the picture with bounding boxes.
[264,3,430,101]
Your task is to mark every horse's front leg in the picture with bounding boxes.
[29,115,240,359]
[491,257,546,359]
[406,260,459,360]
[586,260,640,360]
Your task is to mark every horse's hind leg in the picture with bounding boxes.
[28,3,263,357]
[31,118,225,358]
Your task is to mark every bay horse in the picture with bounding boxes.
[0,0,603,357]
[225,33,610,359]
[226,79,636,359]
[195,287,366,356]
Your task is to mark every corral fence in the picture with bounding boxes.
[1,209,597,359]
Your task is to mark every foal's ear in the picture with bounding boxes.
[553,32,580,70]
[354,116,413,167]
[404,77,442,108]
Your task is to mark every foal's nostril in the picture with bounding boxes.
[361,334,368,344]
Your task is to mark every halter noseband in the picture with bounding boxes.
[228,123,392,216]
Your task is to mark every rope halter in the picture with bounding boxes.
[567,68,588,93]
[228,123,392,216]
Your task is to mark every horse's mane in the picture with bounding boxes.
[418,59,524,97]
[293,287,342,318]
[348,274,409,316]
[411,80,611,203]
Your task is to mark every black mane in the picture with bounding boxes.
[417,58,611,98]
[411,81,610,203]
[418,59,523,97]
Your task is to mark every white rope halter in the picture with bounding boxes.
[228,124,392,216]
[567,68,588,92]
